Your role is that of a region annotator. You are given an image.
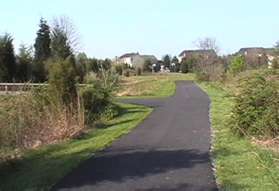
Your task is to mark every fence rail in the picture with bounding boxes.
[0,83,87,94]
[0,83,47,92]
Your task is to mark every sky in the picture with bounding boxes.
[1,0,279,59]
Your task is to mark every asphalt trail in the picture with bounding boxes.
[52,81,217,191]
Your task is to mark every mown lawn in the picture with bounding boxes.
[117,73,194,98]
[0,103,152,191]
[199,83,279,190]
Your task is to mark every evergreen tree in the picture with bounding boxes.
[33,18,51,82]
[0,33,16,82]
[76,53,88,83]
[163,55,171,69]
[171,56,180,72]
[51,26,72,59]
[16,44,33,82]
[51,17,76,60]
[143,59,152,72]
[48,58,77,106]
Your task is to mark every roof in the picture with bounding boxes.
[141,55,157,61]
[179,49,216,57]
[238,47,279,56]
[238,47,265,53]
[119,52,139,59]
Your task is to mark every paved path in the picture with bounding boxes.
[52,81,217,191]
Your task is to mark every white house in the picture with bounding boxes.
[116,52,157,68]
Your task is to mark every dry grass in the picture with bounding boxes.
[0,89,84,162]
[252,137,279,153]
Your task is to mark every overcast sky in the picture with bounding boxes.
[1,0,279,59]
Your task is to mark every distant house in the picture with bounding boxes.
[116,52,157,68]
[237,47,279,68]
[178,49,217,62]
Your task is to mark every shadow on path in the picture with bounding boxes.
[52,149,214,190]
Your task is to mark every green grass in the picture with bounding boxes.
[199,83,279,191]
[119,74,279,190]
[118,73,194,98]
[0,103,152,191]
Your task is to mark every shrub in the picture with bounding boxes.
[100,104,121,121]
[48,58,78,106]
[81,82,112,124]
[180,61,188,73]
[229,55,246,75]
[143,59,152,72]
[272,59,279,69]
[136,67,142,76]
[232,71,279,137]
[175,63,181,72]
[114,64,123,75]
[181,58,196,73]
[123,70,130,77]
[81,68,118,124]
[195,70,210,81]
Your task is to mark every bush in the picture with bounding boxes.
[232,71,279,137]
[272,59,279,69]
[81,70,119,125]
[175,63,181,72]
[195,70,210,81]
[181,58,196,73]
[48,58,78,106]
[229,55,246,75]
[136,67,142,76]
[123,70,130,77]
[114,64,123,75]
[143,59,152,72]
[100,104,120,121]
[81,81,114,124]
[180,61,188,73]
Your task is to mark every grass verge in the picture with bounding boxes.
[0,103,152,191]
[199,83,279,191]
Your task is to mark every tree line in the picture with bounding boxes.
[0,17,110,83]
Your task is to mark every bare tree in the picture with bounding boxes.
[51,16,80,57]
[195,37,219,54]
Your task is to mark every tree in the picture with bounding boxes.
[195,37,219,54]
[51,25,72,59]
[51,16,79,59]
[16,44,33,82]
[180,58,196,73]
[180,59,189,73]
[0,33,16,82]
[50,17,79,84]
[48,58,77,106]
[171,56,180,72]
[33,18,51,82]
[100,59,112,71]
[76,52,88,83]
[163,55,171,69]
[143,59,152,72]
[87,58,99,73]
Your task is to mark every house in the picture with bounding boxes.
[116,52,157,68]
[237,47,279,68]
[178,49,217,62]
